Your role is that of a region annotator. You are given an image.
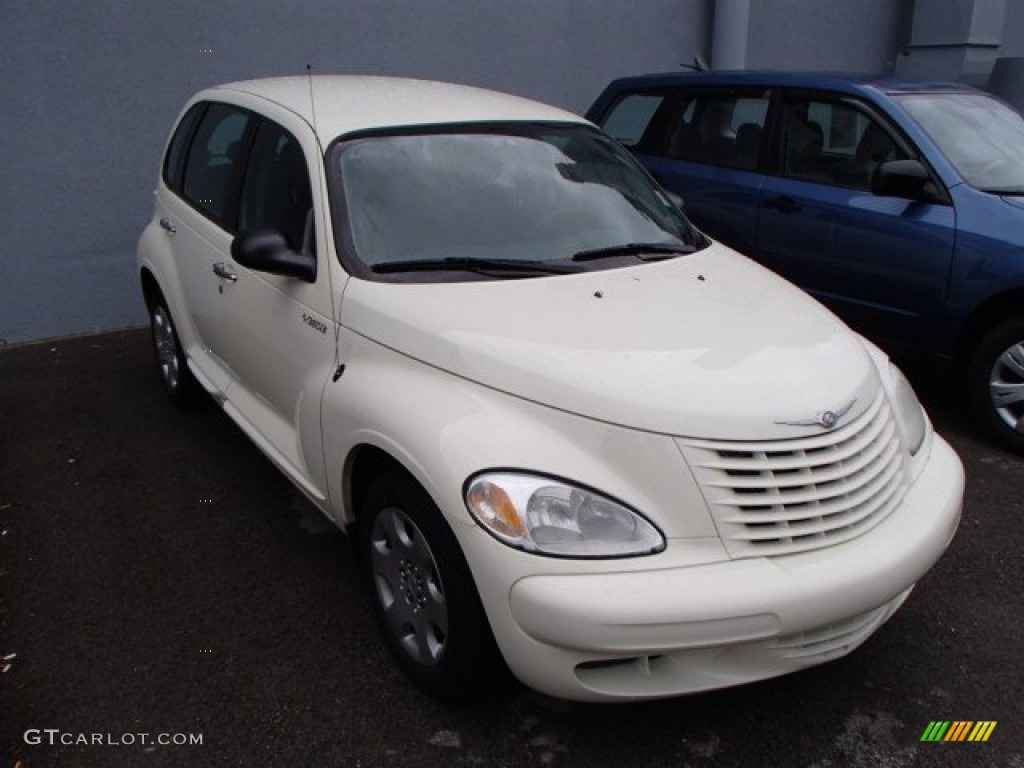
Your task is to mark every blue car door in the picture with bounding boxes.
[755,93,956,349]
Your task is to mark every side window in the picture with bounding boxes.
[600,93,665,148]
[238,121,314,255]
[666,90,769,171]
[163,103,205,193]
[779,97,908,189]
[181,103,253,227]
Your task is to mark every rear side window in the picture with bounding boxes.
[181,103,254,228]
[664,89,770,171]
[601,93,665,147]
[162,103,205,193]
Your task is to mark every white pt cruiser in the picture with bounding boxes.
[137,76,964,702]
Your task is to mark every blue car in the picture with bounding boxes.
[587,71,1024,452]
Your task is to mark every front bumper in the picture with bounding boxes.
[496,435,963,701]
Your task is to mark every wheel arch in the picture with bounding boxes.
[140,267,162,312]
[344,443,422,533]
[955,287,1024,369]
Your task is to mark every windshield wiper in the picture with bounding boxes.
[571,242,696,262]
[982,187,1024,196]
[371,257,581,275]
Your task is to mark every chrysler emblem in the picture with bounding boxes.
[776,399,857,430]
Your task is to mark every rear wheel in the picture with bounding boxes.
[968,317,1024,453]
[149,298,198,406]
[358,469,502,698]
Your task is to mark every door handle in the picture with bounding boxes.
[212,262,238,282]
[159,217,176,233]
[764,195,801,214]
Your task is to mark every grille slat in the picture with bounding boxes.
[704,419,895,490]
[678,390,909,558]
[722,463,903,528]
[714,433,900,508]
[731,472,903,541]
[698,402,889,474]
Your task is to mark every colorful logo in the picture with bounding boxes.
[920,721,997,742]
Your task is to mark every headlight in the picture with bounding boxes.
[465,472,665,558]
[889,363,926,455]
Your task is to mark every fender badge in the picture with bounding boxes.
[776,399,857,430]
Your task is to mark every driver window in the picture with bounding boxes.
[780,97,908,190]
[238,121,315,256]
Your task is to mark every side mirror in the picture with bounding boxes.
[872,159,929,200]
[231,230,316,283]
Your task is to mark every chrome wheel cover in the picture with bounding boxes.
[370,506,448,666]
[152,306,180,392]
[989,340,1024,433]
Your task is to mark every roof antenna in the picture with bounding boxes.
[682,53,710,72]
[306,64,320,136]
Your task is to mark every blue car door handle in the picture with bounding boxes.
[764,195,802,214]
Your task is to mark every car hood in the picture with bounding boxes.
[340,244,880,440]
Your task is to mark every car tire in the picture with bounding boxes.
[359,468,502,699]
[149,297,198,406]
[968,317,1024,453]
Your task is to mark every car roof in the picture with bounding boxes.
[208,76,585,143]
[598,70,977,97]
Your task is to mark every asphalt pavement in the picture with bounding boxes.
[1,329,1021,767]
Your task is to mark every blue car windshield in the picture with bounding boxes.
[895,92,1024,194]
[329,124,702,277]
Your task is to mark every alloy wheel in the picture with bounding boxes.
[989,340,1024,433]
[152,305,180,392]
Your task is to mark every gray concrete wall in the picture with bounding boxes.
[0,0,708,345]
[1001,0,1024,55]
[744,0,913,73]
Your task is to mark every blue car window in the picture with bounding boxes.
[602,93,665,148]
[666,90,769,171]
[895,92,1024,193]
[780,97,907,190]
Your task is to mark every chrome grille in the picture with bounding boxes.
[679,391,908,558]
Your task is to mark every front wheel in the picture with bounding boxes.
[967,317,1024,453]
[358,469,502,699]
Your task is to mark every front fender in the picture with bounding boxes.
[321,330,715,542]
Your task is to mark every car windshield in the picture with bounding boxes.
[894,92,1024,194]
[328,123,703,278]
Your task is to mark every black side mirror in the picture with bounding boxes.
[872,159,929,200]
[231,230,316,283]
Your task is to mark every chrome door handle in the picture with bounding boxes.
[212,262,238,282]
[159,217,176,233]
